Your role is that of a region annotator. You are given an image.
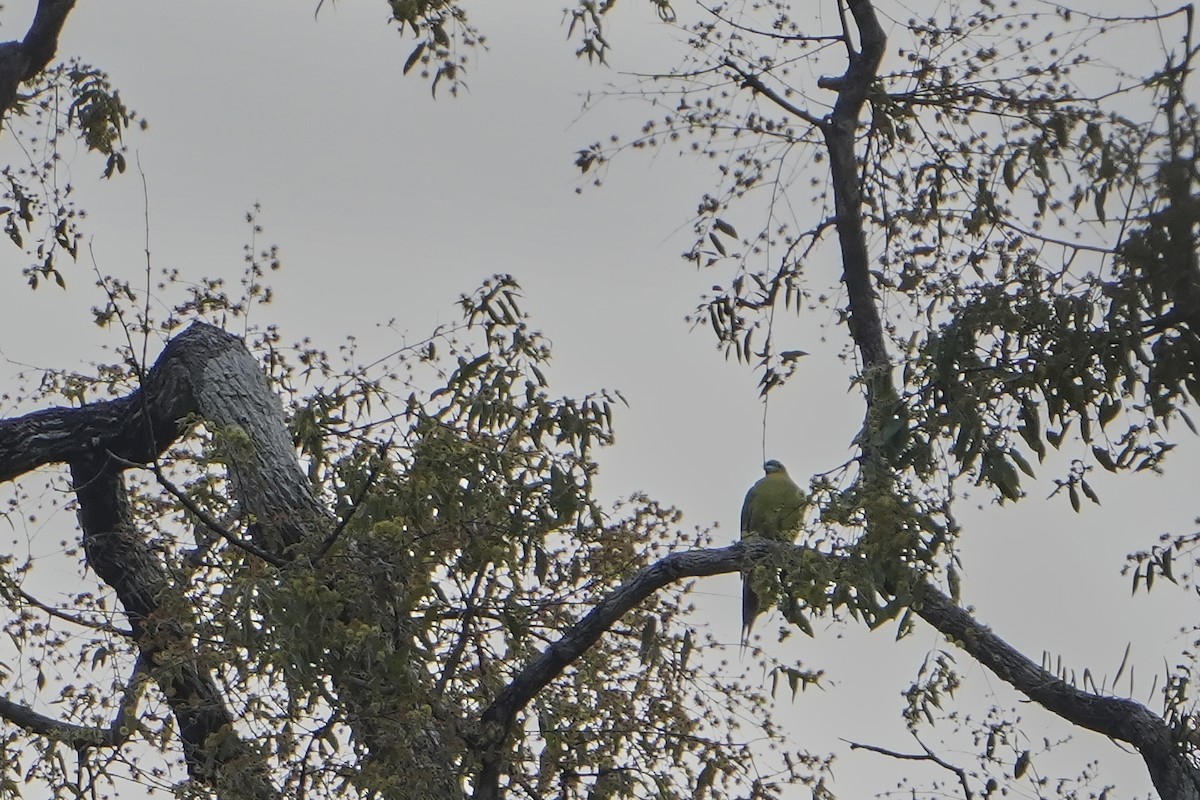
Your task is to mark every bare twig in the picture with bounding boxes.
[8,584,133,638]
[722,57,827,128]
[108,451,287,567]
[845,736,973,799]
[0,652,146,749]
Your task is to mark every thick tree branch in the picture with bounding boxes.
[0,325,211,484]
[70,454,280,799]
[825,0,890,392]
[0,0,76,123]
[0,322,326,553]
[474,543,752,800]
[476,541,1200,800]
[3,322,453,794]
[914,583,1200,800]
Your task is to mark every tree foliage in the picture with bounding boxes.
[0,256,829,799]
[3,1,1200,799]
[575,0,1200,796]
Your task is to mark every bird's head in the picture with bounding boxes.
[763,459,787,474]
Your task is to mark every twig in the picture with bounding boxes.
[844,736,973,799]
[10,585,133,638]
[314,439,390,560]
[108,452,287,567]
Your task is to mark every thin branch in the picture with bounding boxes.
[844,736,973,799]
[700,3,845,46]
[722,58,827,128]
[10,585,133,638]
[314,439,389,561]
[109,452,287,568]
[0,652,146,750]
[434,569,487,699]
[0,0,76,118]
[836,0,856,59]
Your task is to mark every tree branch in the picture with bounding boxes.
[476,539,1200,800]
[70,454,281,799]
[0,653,144,750]
[0,321,326,552]
[913,583,1200,800]
[474,542,752,800]
[721,57,826,128]
[825,0,891,390]
[129,453,288,567]
[0,325,207,484]
[845,736,973,800]
[3,582,133,638]
[0,0,76,121]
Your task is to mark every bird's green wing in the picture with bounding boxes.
[739,479,757,534]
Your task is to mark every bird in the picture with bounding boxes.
[740,459,805,647]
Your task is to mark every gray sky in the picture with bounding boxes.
[0,1,1194,797]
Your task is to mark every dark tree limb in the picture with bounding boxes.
[913,583,1200,800]
[0,0,77,124]
[825,0,891,395]
[0,322,326,552]
[475,541,1200,800]
[69,453,280,799]
[0,322,312,797]
[474,543,754,800]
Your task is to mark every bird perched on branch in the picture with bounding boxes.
[740,459,805,647]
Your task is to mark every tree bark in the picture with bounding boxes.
[0,321,455,796]
[476,541,1200,799]
[0,323,306,796]
[0,0,76,123]
[914,583,1200,800]
[71,453,280,800]
[825,0,891,398]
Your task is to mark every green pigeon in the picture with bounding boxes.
[740,459,805,645]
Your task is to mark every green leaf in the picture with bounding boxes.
[1002,153,1020,190]
[1113,642,1131,684]
[713,218,738,238]
[1046,426,1066,448]
[1092,446,1117,472]
[639,616,659,664]
[1097,397,1121,428]
[709,232,727,256]
[1018,423,1045,462]
[1009,448,1036,478]
[403,42,426,75]
[1014,750,1031,779]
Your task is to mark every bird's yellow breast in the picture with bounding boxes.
[741,472,805,540]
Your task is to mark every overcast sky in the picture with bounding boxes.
[0,1,1195,797]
